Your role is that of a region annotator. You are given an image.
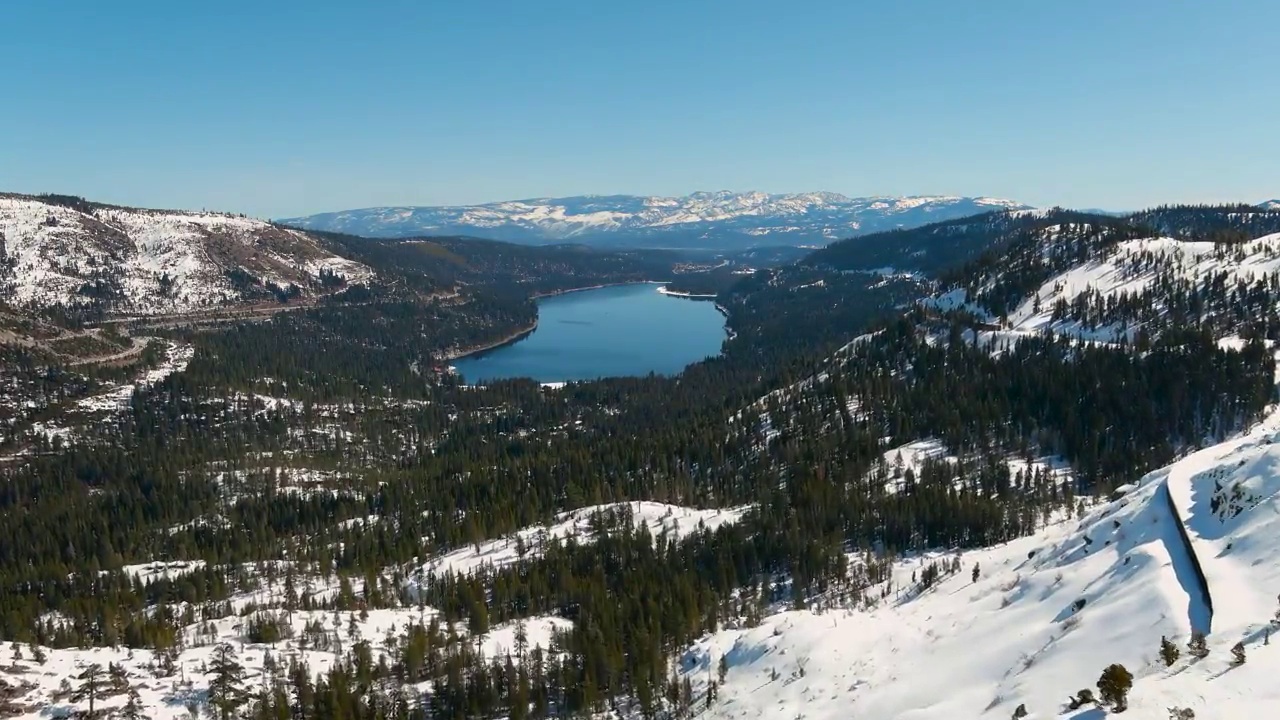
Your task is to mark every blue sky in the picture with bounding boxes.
[1,0,1276,218]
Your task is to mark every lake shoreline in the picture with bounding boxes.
[443,320,538,362]
[530,280,666,300]
[450,280,729,378]
[655,285,718,300]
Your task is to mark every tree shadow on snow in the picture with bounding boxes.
[163,685,208,708]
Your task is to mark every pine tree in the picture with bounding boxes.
[119,683,150,720]
[207,643,247,720]
[514,619,528,660]
[71,663,110,719]
[1097,663,1133,712]
[109,662,130,694]
[1159,635,1180,666]
[1070,688,1096,709]
[467,596,490,637]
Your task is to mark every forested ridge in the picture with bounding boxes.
[0,204,1277,719]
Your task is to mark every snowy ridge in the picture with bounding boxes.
[411,501,752,582]
[0,194,371,316]
[1011,234,1280,325]
[280,192,1029,249]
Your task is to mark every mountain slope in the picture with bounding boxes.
[681,415,1280,718]
[1129,204,1280,242]
[689,326,1280,719]
[0,193,371,318]
[279,192,1029,249]
[802,208,1123,275]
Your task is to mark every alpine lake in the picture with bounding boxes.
[451,283,727,384]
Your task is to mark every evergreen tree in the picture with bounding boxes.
[71,664,110,720]
[207,643,248,720]
[1097,663,1133,712]
[1070,688,1096,709]
[119,683,150,720]
[1159,635,1180,667]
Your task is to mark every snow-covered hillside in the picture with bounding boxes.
[0,194,371,316]
[697,220,1280,719]
[681,398,1280,719]
[26,341,193,445]
[950,230,1280,350]
[280,192,1029,249]
[1,586,572,720]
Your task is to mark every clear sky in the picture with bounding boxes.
[2,0,1276,218]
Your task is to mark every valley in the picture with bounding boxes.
[9,2,1278,716]
[3,196,1280,720]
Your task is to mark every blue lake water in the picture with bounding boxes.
[453,283,726,383]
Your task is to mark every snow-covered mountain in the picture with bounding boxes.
[0,193,371,317]
[280,192,1030,249]
[1260,199,1280,211]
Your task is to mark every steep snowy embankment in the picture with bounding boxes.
[683,411,1280,718]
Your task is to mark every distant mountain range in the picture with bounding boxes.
[279,192,1031,250]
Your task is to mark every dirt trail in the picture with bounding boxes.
[65,335,152,367]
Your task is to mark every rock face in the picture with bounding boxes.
[280,192,1030,249]
[0,193,371,317]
